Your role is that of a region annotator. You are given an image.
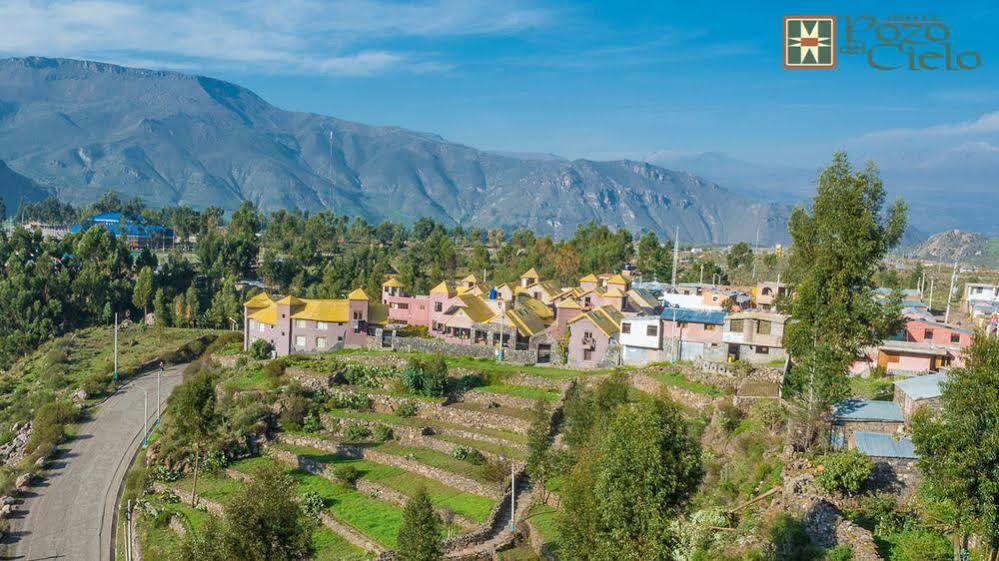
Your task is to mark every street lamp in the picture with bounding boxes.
[138,386,149,447]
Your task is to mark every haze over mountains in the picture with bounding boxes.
[0,57,790,244]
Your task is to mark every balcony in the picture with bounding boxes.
[581,335,596,350]
[722,331,745,344]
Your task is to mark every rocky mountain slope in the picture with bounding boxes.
[0,57,788,243]
[0,159,49,216]
[908,230,999,267]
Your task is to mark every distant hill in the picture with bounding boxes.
[0,159,49,217]
[0,57,790,243]
[908,230,999,268]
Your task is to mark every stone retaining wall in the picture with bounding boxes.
[459,389,537,411]
[506,374,569,392]
[320,511,386,553]
[152,482,223,515]
[276,434,503,500]
[324,413,528,454]
[628,373,719,410]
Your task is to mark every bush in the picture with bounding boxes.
[768,514,820,561]
[152,465,182,482]
[301,490,326,519]
[81,371,113,397]
[46,347,68,365]
[26,400,79,455]
[333,465,361,486]
[751,400,788,430]
[264,358,287,383]
[401,356,448,397]
[816,449,873,495]
[395,401,418,418]
[717,402,745,433]
[825,545,854,561]
[249,339,273,360]
[480,458,511,483]
[323,389,372,410]
[280,394,311,431]
[452,446,485,465]
[372,424,393,443]
[342,422,371,442]
[883,529,950,561]
[302,410,322,433]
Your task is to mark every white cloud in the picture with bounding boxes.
[852,110,999,143]
[0,0,551,76]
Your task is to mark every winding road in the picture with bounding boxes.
[2,364,186,561]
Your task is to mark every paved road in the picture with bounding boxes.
[3,364,186,561]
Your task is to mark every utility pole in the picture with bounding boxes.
[699,264,704,285]
[751,223,760,282]
[928,277,935,312]
[944,260,958,323]
[670,226,679,287]
[113,312,119,383]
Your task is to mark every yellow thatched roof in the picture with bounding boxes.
[293,299,349,322]
[248,306,278,326]
[603,287,626,298]
[244,292,273,309]
[521,267,540,279]
[461,274,478,284]
[579,273,599,283]
[568,305,623,337]
[457,294,496,323]
[274,295,306,306]
[606,273,628,285]
[382,277,404,288]
[556,299,581,309]
[518,296,554,321]
[506,308,547,337]
[347,288,369,301]
[430,281,455,296]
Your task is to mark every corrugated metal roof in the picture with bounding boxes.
[854,431,918,459]
[833,399,904,422]
[660,307,726,325]
[894,372,947,401]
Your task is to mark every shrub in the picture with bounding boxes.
[372,424,393,443]
[81,371,113,397]
[825,545,853,561]
[395,401,418,418]
[331,362,393,388]
[26,400,79,455]
[152,465,182,482]
[264,358,287,381]
[768,514,820,561]
[323,389,371,410]
[280,394,311,431]
[302,410,322,434]
[401,356,448,397]
[717,402,745,433]
[333,465,361,486]
[342,422,371,442]
[884,529,950,561]
[452,446,485,465]
[201,449,229,473]
[480,458,511,483]
[751,400,789,430]
[46,347,68,365]
[249,339,273,360]
[301,490,326,519]
[816,449,873,495]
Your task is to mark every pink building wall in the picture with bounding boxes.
[904,320,973,347]
[384,294,431,326]
[567,316,614,367]
[661,320,723,344]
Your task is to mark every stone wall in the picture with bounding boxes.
[628,373,720,410]
[380,336,539,365]
[151,482,223,515]
[459,389,537,411]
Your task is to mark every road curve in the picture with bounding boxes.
[2,364,186,561]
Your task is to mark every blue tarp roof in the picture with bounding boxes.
[894,372,947,401]
[69,214,173,239]
[833,399,904,422]
[659,307,726,325]
[854,431,918,459]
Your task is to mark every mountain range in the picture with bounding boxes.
[907,230,999,268]
[0,57,788,244]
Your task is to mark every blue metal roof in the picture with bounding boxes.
[659,307,726,325]
[902,300,928,309]
[833,399,904,422]
[70,214,173,239]
[894,372,947,401]
[854,431,918,459]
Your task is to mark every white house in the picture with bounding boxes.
[620,316,665,366]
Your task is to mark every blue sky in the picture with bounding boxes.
[0,0,997,168]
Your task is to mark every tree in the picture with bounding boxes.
[784,152,907,435]
[912,335,999,561]
[171,365,218,506]
[559,398,703,561]
[726,241,753,271]
[132,265,154,320]
[637,230,672,281]
[397,488,443,561]
[153,288,170,330]
[224,463,314,561]
[185,285,201,328]
[526,399,553,499]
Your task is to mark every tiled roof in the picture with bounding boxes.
[294,299,350,322]
[507,308,547,337]
[894,372,947,401]
[628,288,659,309]
[246,289,368,324]
[660,307,726,325]
[833,399,904,422]
[853,431,918,459]
[244,292,273,309]
[518,296,554,321]
[274,295,306,306]
[570,305,623,337]
[430,281,455,296]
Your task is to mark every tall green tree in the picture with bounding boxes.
[784,152,907,412]
[171,365,219,506]
[637,230,672,281]
[397,488,443,561]
[132,265,154,319]
[726,241,753,271]
[526,399,554,499]
[224,463,315,561]
[912,335,999,561]
[559,398,703,561]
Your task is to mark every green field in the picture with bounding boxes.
[371,442,501,486]
[272,442,497,522]
[326,408,529,444]
[470,382,560,402]
[645,369,724,397]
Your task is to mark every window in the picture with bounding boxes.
[353,310,362,320]
[646,324,658,337]
[434,302,443,312]
[951,333,961,343]
[923,329,933,339]
[584,297,591,307]
[704,324,716,331]
[318,321,329,331]
[621,322,631,334]
[534,291,540,299]
[295,335,306,348]
[756,346,769,354]
[887,354,900,364]
[397,302,409,310]
[317,337,327,349]
[584,331,593,339]
[583,349,593,361]
[295,319,307,329]
[337,335,344,342]
[755,320,772,335]
[258,322,266,333]
[729,319,744,332]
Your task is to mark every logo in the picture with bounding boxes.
[842,16,981,71]
[784,16,836,68]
